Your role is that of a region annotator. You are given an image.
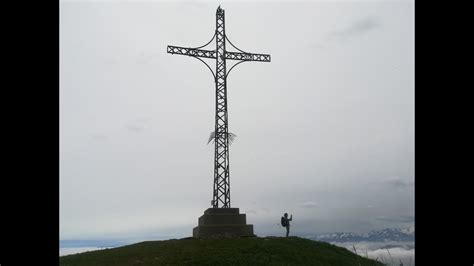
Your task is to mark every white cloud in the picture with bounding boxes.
[336,242,414,266]
[300,201,319,208]
[329,17,381,39]
[60,247,110,257]
[366,247,414,265]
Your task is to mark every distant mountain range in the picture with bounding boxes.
[307,227,414,243]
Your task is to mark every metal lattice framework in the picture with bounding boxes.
[167,6,270,208]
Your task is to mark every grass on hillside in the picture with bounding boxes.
[60,236,384,266]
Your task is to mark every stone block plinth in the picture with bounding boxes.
[193,208,255,238]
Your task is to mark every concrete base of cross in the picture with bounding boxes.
[192,208,255,238]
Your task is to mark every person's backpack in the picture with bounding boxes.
[281,216,287,227]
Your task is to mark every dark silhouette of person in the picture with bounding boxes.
[282,213,293,237]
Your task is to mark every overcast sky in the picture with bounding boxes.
[60,0,414,241]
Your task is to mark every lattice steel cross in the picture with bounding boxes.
[167,6,270,208]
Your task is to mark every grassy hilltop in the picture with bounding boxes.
[60,236,383,265]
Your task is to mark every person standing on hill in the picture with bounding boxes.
[281,213,293,237]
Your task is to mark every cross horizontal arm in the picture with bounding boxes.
[167,45,216,59]
[225,51,271,62]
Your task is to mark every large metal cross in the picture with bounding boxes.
[167,6,270,208]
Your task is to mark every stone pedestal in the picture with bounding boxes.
[193,208,255,238]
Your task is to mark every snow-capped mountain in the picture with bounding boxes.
[310,227,414,243]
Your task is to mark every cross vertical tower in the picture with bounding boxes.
[167,6,270,209]
[213,7,230,208]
